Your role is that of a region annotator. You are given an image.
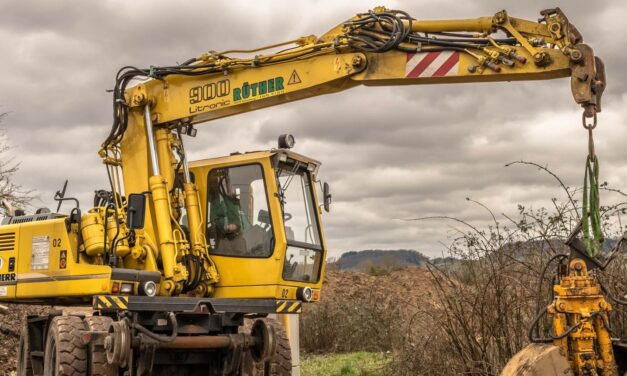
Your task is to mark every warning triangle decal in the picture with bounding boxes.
[288,70,302,85]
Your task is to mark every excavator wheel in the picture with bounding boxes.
[17,325,33,376]
[263,318,292,376]
[43,316,88,376]
[83,316,116,376]
[501,343,573,376]
[241,318,292,376]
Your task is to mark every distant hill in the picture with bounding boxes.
[331,249,429,271]
[329,237,620,274]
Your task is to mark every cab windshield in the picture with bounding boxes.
[276,160,323,282]
[206,164,274,258]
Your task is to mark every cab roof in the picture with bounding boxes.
[188,149,321,169]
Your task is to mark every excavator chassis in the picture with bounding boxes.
[18,296,298,376]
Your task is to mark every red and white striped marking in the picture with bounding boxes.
[405,51,460,78]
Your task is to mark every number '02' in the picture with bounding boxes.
[52,238,62,247]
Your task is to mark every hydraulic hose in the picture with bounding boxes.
[132,312,178,343]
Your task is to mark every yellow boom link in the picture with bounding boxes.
[123,7,602,129]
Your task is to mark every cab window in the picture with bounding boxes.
[276,162,323,282]
[206,164,274,257]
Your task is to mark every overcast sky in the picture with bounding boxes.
[1,0,626,258]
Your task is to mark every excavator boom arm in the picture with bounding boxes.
[116,7,604,131]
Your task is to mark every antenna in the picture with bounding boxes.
[54,180,69,212]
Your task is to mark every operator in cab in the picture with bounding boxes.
[208,171,247,254]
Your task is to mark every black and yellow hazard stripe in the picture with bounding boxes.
[93,295,129,310]
[275,300,302,314]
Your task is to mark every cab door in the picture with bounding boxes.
[193,157,286,298]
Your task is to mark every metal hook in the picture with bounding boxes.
[582,110,597,130]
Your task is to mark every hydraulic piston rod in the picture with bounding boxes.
[144,104,160,176]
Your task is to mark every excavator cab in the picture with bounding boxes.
[190,141,327,303]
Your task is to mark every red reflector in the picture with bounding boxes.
[112,282,120,293]
[312,290,320,301]
[81,333,92,345]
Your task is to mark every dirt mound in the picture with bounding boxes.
[321,267,438,314]
[300,267,439,353]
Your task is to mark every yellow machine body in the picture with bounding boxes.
[0,218,111,301]
[0,150,325,304]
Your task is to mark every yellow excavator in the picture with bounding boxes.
[0,6,621,376]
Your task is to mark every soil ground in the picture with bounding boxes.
[0,304,52,373]
[320,268,437,313]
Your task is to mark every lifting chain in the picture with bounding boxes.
[581,110,603,257]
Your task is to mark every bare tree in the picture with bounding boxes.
[0,113,33,215]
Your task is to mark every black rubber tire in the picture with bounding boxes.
[152,366,198,376]
[17,325,33,376]
[263,318,292,376]
[43,316,88,376]
[83,316,116,376]
[241,318,292,376]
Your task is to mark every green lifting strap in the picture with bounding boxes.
[582,154,603,257]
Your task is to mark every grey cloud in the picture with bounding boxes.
[1,0,625,258]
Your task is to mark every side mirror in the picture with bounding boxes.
[126,194,146,230]
[323,182,332,213]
